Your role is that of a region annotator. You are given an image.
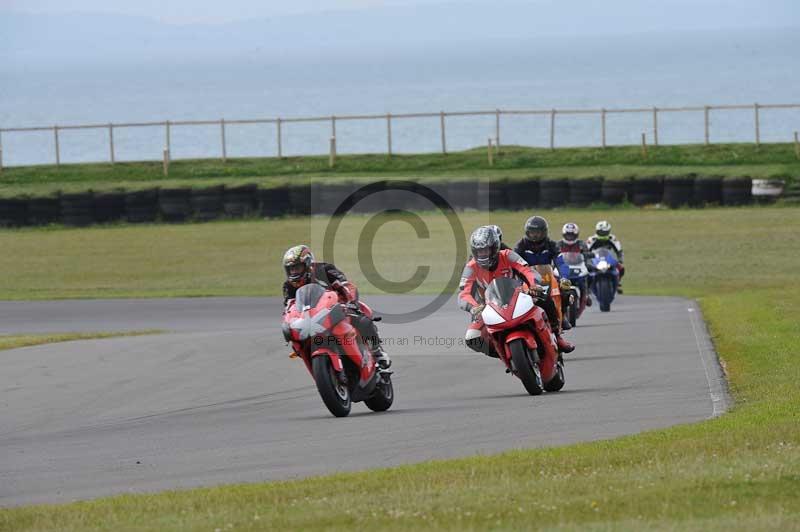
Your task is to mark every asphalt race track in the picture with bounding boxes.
[0,295,728,507]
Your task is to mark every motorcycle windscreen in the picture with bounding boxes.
[560,252,584,266]
[295,283,327,309]
[593,248,617,262]
[485,277,521,308]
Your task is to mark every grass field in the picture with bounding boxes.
[1,142,798,197]
[0,205,797,300]
[1,205,799,530]
[0,330,163,351]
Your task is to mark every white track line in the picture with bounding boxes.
[687,303,728,418]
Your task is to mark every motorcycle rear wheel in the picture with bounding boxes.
[365,375,394,412]
[509,339,544,396]
[312,356,352,417]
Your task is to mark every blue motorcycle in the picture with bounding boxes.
[590,248,620,312]
[557,252,590,327]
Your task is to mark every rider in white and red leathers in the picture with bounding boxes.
[556,222,594,309]
[459,226,574,357]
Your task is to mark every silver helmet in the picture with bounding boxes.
[470,226,500,270]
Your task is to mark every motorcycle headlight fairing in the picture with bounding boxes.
[512,292,534,319]
[482,304,506,326]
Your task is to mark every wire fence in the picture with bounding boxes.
[1,102,799,168]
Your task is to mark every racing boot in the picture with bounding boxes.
[616,282,624,295]
[369,338,392,370]
[549,315,575,354]
[555,333,575,354]
[585,295,593,307]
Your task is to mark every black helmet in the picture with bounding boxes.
[524,216,548,244]
[283,244,314,287]
[470,226,500,270]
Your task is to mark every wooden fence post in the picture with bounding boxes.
[488,138,494,166]
[794,131,799,160]
[495,109,501,150]
[440,111,447,154]
[163,148,170,176]
[641,133,648,159]
[54,125,60,166]
[220,118,227,162]
[165,120,171,154]
[108,123,115,164]
[329,137,337,168]
[549,109,556,150]
[601,109,607,148]
[704,106,710,146]
[331,116,337,139]
[652,107,659,146]
[277,118,283,158]
[754,103,761,147]
[386,113,393,158]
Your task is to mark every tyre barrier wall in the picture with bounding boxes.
[662,176,695,208]
[125,189,159,224]
[0,176,784,228]
[223,184,258,218]
[94,191,126,224]
[601,179,630,205]
[569,177,602,206]
[60,192,94,227]
[159,188,192,223]
[539,178,569,208]
[631,176,664,206]
[721,177,752,206]
[191,185,224,222]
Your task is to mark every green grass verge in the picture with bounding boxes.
[0,205,797,300]
[0,330,163,351]
[1,206,799,530]
[1,143,798,196]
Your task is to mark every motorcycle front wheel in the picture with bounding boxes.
[509,339,544,396]
[365,374,394,412]
[312,356,352,417]
[569,291,579,327]
[595,276,614,312]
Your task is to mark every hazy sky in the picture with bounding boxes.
[3,0,795,25]
[1,0,446,23]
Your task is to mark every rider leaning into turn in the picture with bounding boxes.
[585,220,625,294]
[282,244,391,369]
[458,226,575,357]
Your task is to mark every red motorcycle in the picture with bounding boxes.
[283,283,394,417]
[480,276,565,395]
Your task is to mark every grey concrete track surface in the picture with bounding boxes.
[0,296,726,507]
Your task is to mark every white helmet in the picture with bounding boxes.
[595,220,612,240]
[562,222,579,242]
